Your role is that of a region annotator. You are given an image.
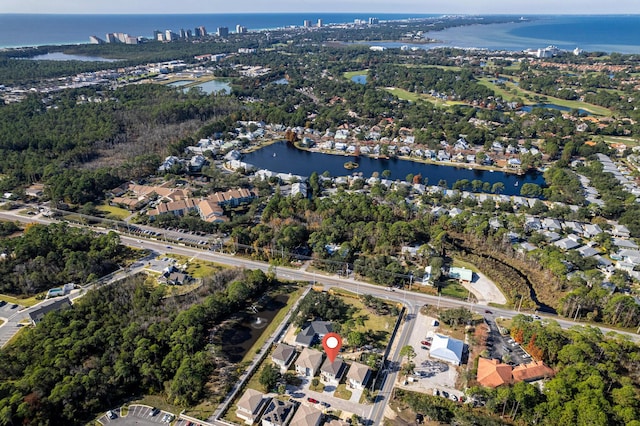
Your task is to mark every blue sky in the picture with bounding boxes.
[4,0,640,14]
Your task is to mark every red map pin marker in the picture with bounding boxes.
[322,332,342,363]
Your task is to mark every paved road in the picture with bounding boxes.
[2,206,640,426]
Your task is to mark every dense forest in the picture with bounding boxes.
[0,223,132,295]
[0,268,272,425]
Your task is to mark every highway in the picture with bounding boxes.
[1,206,640,426]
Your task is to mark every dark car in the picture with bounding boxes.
[485,309,493,314]
[150,407,160,416]
[307,397,319,404]
[416,413,424,424]
[320,401,330,408]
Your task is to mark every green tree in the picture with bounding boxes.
[259,363,281,392]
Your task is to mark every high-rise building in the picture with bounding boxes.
[105,33,117,43]
[369,17,379,25]
[165,30,177,41]
[89,35,104,44]
[195,26,207,37]
[179,28,186,39]
[186,29,192,38]
[303,20,311,28]
[317,19,323,27]
[217,27,229,37]
[153,30,161,40]
[236,24,247,34]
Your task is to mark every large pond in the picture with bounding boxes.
[351,74,367,84]
[190,79,232,94]
[520,103,592,115]
[243,142,544,196]
[218,293,289,363]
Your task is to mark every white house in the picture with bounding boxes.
[429,334,465,366]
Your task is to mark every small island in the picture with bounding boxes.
[344,161,359,170]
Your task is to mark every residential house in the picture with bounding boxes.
[28,297,72,325]
[236,389,270,425]
[295,321,333,348]
[576,245,599,258]
[158,156,181,172]
[288,405,322,426]
[346,362,371,390]
[148,198,198,220]
[188,154,207,172]
[448,267,473,284]
[261,399,297,426]
[541,218,562,231]
[320,357,347,384]
[611,224,631,238]
[612,238,638,249]
[295,348,324,377]
[477,358,513,388]
[582,223,603,238]
[554,238,580,250]
[271,343,297,373]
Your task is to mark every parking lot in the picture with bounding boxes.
[98,405,177,426]
[403,312,459,393]
[485,318,530,365]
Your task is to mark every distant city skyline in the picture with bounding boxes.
[3,0,640,15]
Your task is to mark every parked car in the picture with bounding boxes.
[420,340,431,346]
[320,401,330,408]
[485,309,493,314]
[150,407,160,416]
[106,410,117,419]
[421,345,429,350]
[307,397,319,404]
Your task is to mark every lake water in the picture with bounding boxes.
[520,103,591,115]
[243,142,544,196]
[167,80,193,87]
[192,79,231,94]
[351,74,367,84]
[28,52,121,62]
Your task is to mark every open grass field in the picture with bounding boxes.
[334,383,352,400]
[478,77,612,116]
[440,281,470,300]
[328,288,397,339]
[0,293,41,307]
[343,70,369,80]
[97,204,130,220]
[165,254,225,279]
[601,135,640,147]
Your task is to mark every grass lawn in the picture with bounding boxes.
[0,293,42,307]
[328,289,397,340]
[165,254,225,279]
[452,258,480,273]
[97,204,130,220]
[601,135,640,147]
[309,380,325,392]
[385,87,448,107]
[343,70,369,79]
[333,384,352,400]
[478,77,612,116]
[240,285,304,365]
[440,281,470,300]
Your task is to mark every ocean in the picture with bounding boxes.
[0,13,434,49]
[1,14,640,54]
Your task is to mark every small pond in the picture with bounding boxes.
[218,293,289,363]
[351,74,367,84]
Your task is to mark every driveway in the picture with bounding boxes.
[463,271,507,305]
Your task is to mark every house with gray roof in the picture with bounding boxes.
[261,399,297,426]
[612,238,638,249]
[271,343,297,373]
[554,238,580,250]
[320,357,347,385]
[28,297,72,325]
[577,245,599,258]
[542,218,562,231]
[542,231,561,242]
[294,321,333,348]
[583,224,603,238]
